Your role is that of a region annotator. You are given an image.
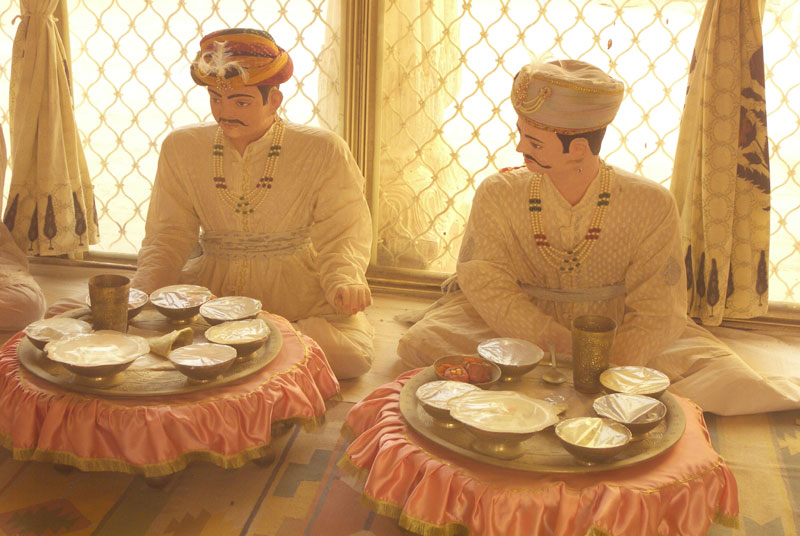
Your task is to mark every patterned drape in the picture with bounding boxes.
[376,0,463,271]
[4,0,98,256]
[670,0,770,325]
[0,128,6,209]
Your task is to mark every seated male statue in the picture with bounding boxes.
[132,28,374,379]
[399,58,686,367]
[0,128,46,331]
[397,59,800,415]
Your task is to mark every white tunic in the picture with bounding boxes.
[398,165,800,415]
[132,121,374,378]
[399,165,686,365]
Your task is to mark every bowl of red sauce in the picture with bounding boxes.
[433,355,501,388]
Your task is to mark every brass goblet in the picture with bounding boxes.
[571,315,617,393]
[88,274,131,332]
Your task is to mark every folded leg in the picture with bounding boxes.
[295,312,375,380]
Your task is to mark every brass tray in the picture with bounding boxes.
[16,308,282,397]
[399,366,686,474]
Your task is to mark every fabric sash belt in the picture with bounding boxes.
[521,281,626,303]
[200,228,311,259]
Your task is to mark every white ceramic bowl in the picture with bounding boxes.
[45,331,150,378]
[199,296,262,325]
[168,342,238,381]
[24,317,93,350]
[150,284,213,322]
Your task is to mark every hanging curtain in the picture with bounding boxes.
[0,127,6,212]
[669,0,769,326]
[4,0,98,256]
[375,0,462,271]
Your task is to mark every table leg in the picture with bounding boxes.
[252,445,276,466]
[144,474,174,489]
[53,464,75,474]
[272,420,294,438]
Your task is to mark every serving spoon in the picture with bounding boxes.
[542,341,566,385]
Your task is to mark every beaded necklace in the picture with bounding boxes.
[528,161,613,272]
[212,118,285,215]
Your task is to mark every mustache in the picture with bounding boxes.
[524,154,551,169]
[219,118,247,126]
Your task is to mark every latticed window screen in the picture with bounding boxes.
[0,0,798,303]
[376,0,800,304]
[0,0,341,254]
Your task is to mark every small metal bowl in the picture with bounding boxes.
[448,390,560,459]
[24,317,93,351]
[150,285,213,323]
[477,338,544,382]
[433,355,501,388]
[593,393,667,437]
[199,296,262,326]
[415,380,481,428]
[44,331,150,387]
[168,343,237,382]
[205,318,270,359]
[555,417,632,464]
[600,366,671,398]
[85,288,149,320]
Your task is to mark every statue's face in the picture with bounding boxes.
[515,116,569,174]
[208,85,280,148]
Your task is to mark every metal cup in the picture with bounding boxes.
[88,274,131,332]
[571,315,616,393]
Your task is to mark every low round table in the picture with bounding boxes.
[340,369,739,536]
[0,313,339,478]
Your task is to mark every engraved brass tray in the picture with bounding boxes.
[399,366,686,474]
[16,307,282,397]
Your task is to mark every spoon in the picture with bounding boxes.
[542,341,566,385]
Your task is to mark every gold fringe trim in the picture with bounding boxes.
[336,453,371,483]
[339,422,356,442]
[359,493,470,536]
[13,440,278,477]
[713,509,740,529]
[0,414,326,478]
[398,513,469,536]
[333,446,740,536]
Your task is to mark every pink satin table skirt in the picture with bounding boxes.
[0,314,339,477]
[341,369,739,536]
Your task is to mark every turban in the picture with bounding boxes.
[190,28,293,90]
[511,59,624,134]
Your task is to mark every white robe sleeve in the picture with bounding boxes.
[309,137,372,307]
[457,180,572,351]
[612,190,687,365]
[132,133,201,293]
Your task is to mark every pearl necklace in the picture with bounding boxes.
[529,161,613,272]
[212,118,285,215]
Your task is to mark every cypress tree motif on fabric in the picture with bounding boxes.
[73,191,86,246]
[756,250,768,306]
[44,195,57,250]
[696,251,707,304]
[685,245,694,309]
[707,258,720,315]
[92,197,99,227]
[3,193,18,231]
[27,204,38,251]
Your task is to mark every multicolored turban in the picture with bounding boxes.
[190,28,293,90]
[511,59,624,134]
